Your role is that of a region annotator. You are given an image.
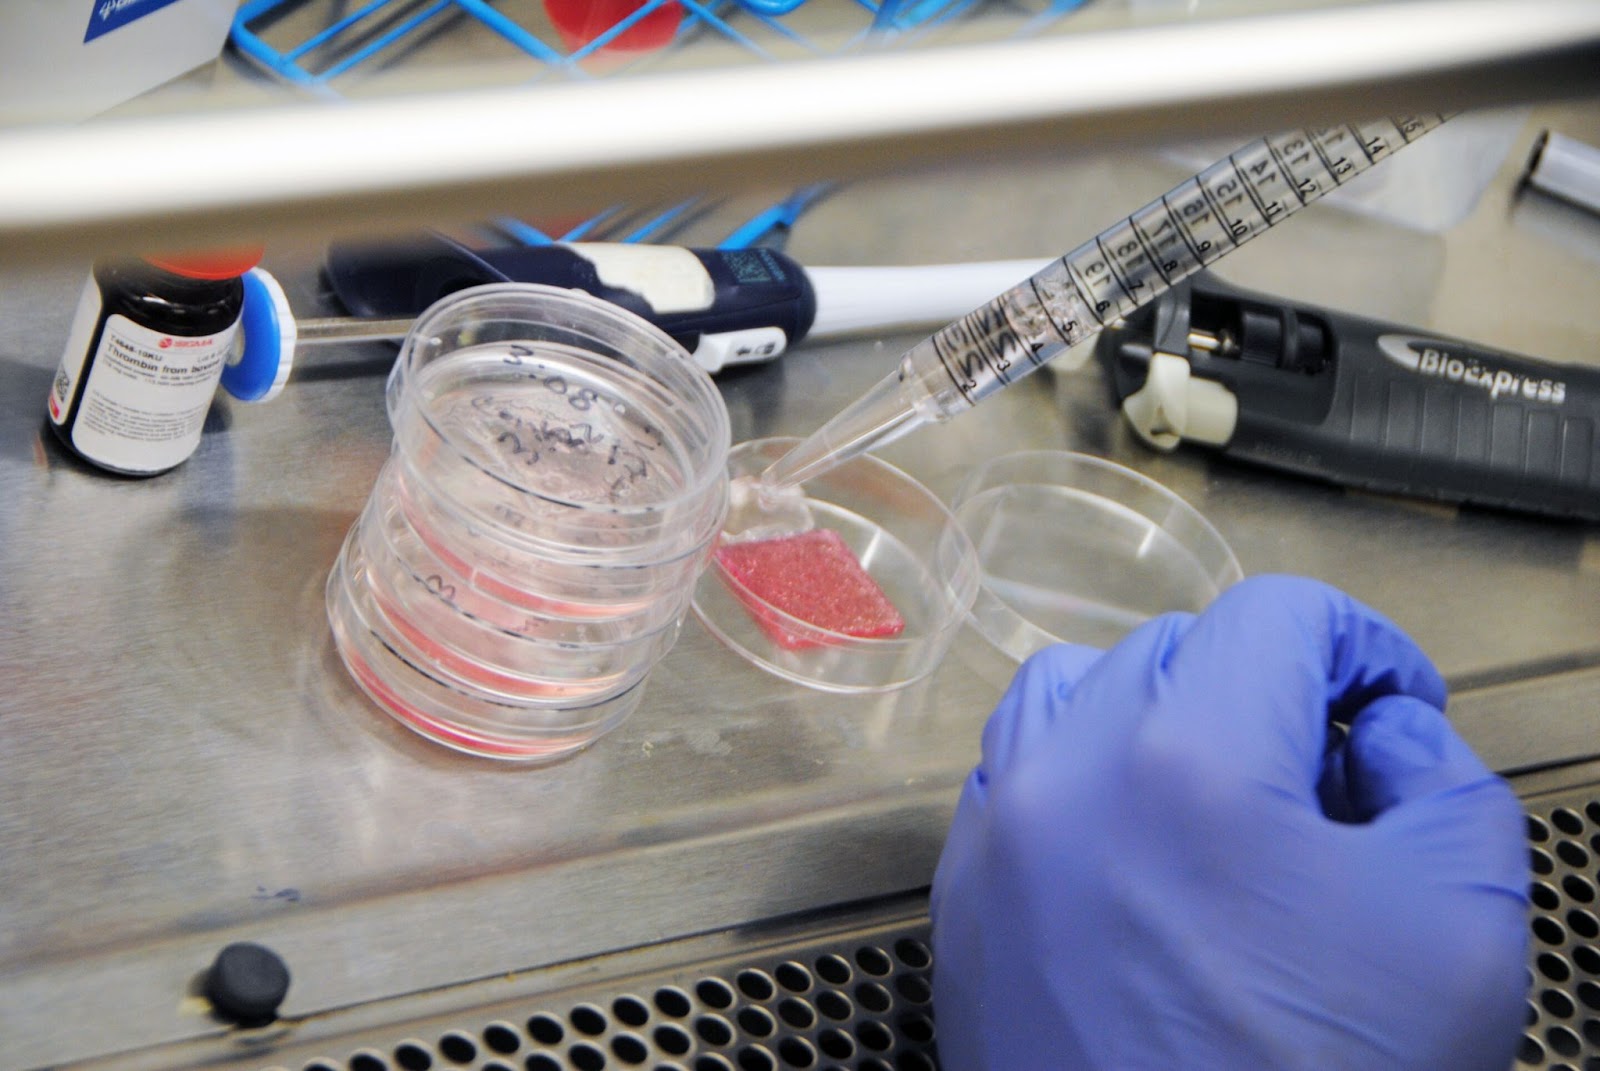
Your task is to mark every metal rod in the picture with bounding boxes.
[2,0,1599,264]
[293,315,416,344]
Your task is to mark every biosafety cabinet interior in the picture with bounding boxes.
[1,3,1599,1070]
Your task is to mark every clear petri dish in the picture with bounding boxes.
[355,499,685,701]
[950,451,1243,662]
[391,454,723,618]
[691,438,979,693]
[328,530,648,761]
[387,283,730,558]
[326,283,730,761]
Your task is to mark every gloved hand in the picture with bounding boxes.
[930,575,1528,1071]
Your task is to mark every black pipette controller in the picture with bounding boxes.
[1096,274,1600,521]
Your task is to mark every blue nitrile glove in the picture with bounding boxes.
[929,574,1528,1071]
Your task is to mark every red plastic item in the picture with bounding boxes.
[143,246,264,280]
[714,528,905,651]
[543,0,682,53]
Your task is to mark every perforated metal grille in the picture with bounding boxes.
[1520,798,1600,1070]
[259,926,938,1071]
[78,787,1600,1071]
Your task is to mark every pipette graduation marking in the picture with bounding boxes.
[760,114,1450,489]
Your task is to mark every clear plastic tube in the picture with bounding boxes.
[762,113,1450,489]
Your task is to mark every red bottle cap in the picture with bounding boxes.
[543,0,681,53]
[143,246,265,280]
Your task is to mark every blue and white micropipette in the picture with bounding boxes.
[320,231,1048,373]
[760,114,1452,490]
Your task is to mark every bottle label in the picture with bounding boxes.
[48,277,103,426]
[64,311,237,473]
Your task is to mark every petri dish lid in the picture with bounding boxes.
[951,451,1243,662]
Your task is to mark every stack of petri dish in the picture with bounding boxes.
[327,283,731,762]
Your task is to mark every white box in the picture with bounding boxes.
[0,0,241,126]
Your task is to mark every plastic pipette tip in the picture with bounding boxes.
[714,529,904,651]
[760,364,927,489]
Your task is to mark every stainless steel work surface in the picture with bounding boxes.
[2,102,1599,1068]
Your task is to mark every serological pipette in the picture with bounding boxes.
[760,114,1452,490]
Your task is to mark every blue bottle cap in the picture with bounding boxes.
[223,267,295,403]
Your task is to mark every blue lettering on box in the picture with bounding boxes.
[84,0,186,43]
